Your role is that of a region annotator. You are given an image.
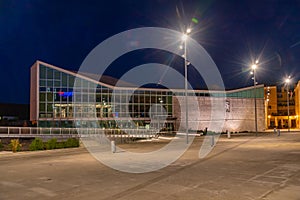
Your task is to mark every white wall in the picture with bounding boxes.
[173,96,265,132]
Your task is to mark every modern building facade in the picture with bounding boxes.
[294,81,300,128]
[30,61,265,132]
[265,84,298,129]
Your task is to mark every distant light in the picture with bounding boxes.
[181,33,188,41]
[186,28,192,34]
[251,64,257,70]
[255,60,259,64]
[179,45,183,49]
[286,76,291,84]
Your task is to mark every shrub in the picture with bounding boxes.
[10,139,22,153]
[46,138,57,150]
[29,138,44,151]
[55,142,65,149]
[0,139,4,150]
[28,138,79,151]
[65,138,79,148]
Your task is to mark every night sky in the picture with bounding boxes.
[1,0,300,104]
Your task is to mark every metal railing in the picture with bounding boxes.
[0,127,77,135]
[0,127,158,139]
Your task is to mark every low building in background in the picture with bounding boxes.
[30,60,265,133]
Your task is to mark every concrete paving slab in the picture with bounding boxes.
[1,132,300,199]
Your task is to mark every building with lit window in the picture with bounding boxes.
[265,85,298,129]
[294,81,300,128]
[30,61,265,132]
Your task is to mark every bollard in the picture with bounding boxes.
[211,135,215,147]
[277,129,280,136]
[274,128,277,134]
[227,130,231,139]
[111,141,116,153]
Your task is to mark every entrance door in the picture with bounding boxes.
[291,119,296,128]
[278,120,282,129]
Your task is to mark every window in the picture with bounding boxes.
[40,66,47,79]
[54,71,60,80]
[40,80,46,86]
[68,76,75,88]
[39,103,45,112]
[40,93,46,101]
[47,93,53,101]
[47,68,53,79]
[47,104,53,112]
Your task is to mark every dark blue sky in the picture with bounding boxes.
[1,0,300,104]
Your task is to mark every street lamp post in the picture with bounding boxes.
[181,28,191,144]
[285,77,291,132]
[251,61,258,136]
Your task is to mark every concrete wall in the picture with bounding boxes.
[173,96,265,132]
[30,62,38,121]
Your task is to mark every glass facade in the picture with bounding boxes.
[34,61,264,131]
[38,64,174,129]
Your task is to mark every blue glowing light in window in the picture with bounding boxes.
[58,91,73,97]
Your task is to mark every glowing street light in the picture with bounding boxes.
[250,61,258,136]
[181,28,191,144]
[181,33,188,41]
[285,76,291,132]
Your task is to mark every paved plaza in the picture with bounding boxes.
[1,132,300,200]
